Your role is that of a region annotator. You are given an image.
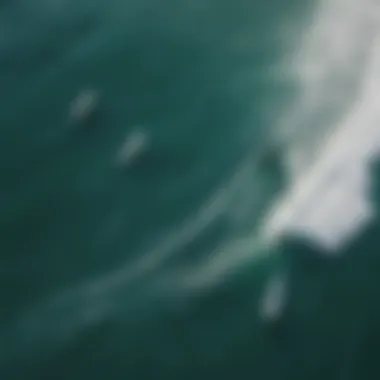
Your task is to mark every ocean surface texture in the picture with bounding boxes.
[2,0,380,379]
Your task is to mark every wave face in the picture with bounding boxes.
[1,0,380,379]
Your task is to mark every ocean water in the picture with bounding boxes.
[2,0,380,379]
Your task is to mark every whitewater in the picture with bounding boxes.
[263,0,380,252]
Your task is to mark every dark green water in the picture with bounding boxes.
[2,0,380,379]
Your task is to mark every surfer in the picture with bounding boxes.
[257,142,286,178]
[69,89,100,124]
[259,274,287,323]
[259,145,280,167]
[117,129,150,167]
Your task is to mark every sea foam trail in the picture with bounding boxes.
[263,0,380,252]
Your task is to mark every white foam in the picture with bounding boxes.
[263,0,380,252]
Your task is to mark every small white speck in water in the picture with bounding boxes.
[69,89,100,123]
[117,129,150,166]
[259,275,287,323]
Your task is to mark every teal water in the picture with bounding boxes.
[2,0,380,379]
